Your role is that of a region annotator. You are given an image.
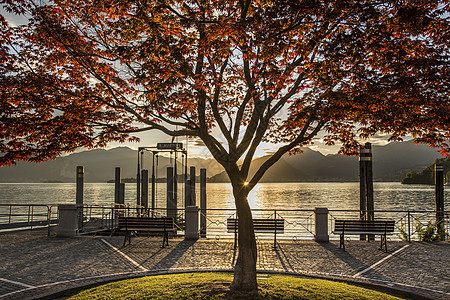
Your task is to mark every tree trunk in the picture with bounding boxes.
[230,189,258,294]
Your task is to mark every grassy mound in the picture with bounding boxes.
[60,272,402,299]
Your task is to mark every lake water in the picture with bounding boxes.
[1,182,447,239]
[0,182,447,211]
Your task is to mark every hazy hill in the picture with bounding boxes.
[402,157,450,185]
[210,140,443,182]
[0,140,443,183]
[0,147,224,183]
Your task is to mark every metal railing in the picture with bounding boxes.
[0,204,58,236]
[1,204,448,241]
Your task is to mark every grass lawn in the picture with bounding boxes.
[60,272,403,299]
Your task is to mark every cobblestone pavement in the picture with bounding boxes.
[0,230,448,299]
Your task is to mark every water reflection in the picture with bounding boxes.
[0,182,447,212]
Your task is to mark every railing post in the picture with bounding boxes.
[47,206,52,237]
[314,207,329,242]
[274,209,277,249]
[407,210,411,242]
[435,164,445,240]
[200,168,207,237]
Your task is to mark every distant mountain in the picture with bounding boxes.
[210,140,443,182]
[0,147,224,183]
[401,157,450,185]
[0,140,444,183]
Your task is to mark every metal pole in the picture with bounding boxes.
[190,166,196,206]
[408,210,411,243]
[141,169,149,214]
[200,168,207,237]
[114,167,121,205]
[174,151,178,209]
[435,164,445,240]
[167,167,175,220]
[137,149,141,208]
[152,152,156,211]
[359,146,367,240]
[76,166,84,207]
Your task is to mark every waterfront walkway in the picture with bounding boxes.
[0,229,449,299]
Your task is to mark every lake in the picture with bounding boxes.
[1,182,447,239]
[0,182,447,211]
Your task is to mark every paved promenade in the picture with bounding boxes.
[0,229,449,299]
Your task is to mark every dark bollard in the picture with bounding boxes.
[167,167,176,220]
[190,166,196,206]
[76,166,84,206]
[114,167,121,205]
[118,183,125,205]
[141,169,149,213]
[435,164,445,240]
[359,143,374,241]
[200,168,207,237]
[185,179,191,208]
[76,166,84,230]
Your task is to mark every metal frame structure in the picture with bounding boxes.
[137,143,187,211]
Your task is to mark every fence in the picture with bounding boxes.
[1,204,449,242]
[0,204,58,236]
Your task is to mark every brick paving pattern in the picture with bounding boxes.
[0,230,448,299]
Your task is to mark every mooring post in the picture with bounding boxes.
[174,152,178,211]
[114,167,121,205]
[435,164,445,240]
[200,168,207,237]
[76,166,84,206]
[151,152,156,211]
[76,166,84,230]
[190,166,196,206]
[118,183,125,204]
[167,167,176,220]
[359,143,374,241]
[141,169,149,215]
[185,179,191,208]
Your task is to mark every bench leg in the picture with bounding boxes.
[380,234,388,252]
[161,232,170,248]
[123,232,131,246]
[340,234,345,251]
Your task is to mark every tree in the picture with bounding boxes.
[1,0,449,293]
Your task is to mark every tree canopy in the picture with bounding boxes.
[1,0,449,293]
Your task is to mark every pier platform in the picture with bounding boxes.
[0,229,448,299]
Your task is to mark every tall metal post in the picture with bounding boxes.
[137,149,141,208]
[185,179,191,208]
[200,168,207,237]
[190,166,196,206]
[359,143,374,240]
[174,151,178,209]
[151,153,156,211]
[76,166,84,206]
[141,169,149,212]
[167,167,176,220]
[435,164,445,240]
[76,166,84,230]
[114,167,121,205]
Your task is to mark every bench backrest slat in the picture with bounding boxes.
[334,220,395,233]
[118,217,175,230]
[227,218,284,233]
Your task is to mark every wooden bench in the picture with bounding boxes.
[333,220,395,252]
[227,218,284,250]
[117,216,175,248]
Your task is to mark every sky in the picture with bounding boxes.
[105,128,395,158]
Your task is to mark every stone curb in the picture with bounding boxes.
[4,269,441,300]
